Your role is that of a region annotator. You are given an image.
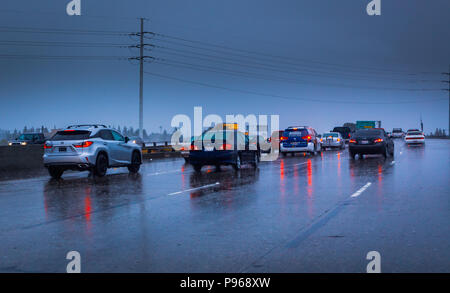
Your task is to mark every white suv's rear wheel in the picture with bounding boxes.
[48,166,64,179]
[94,153,108,177]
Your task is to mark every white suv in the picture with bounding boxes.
[43,124,142,179]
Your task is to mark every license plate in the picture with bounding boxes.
[204,146,214,152]
[59,147,67,152]
[360,140,369,144]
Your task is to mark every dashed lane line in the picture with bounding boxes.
[350,182,372,198]
[168,182,220,195]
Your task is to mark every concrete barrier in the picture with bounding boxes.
[0,144,180,175]
[0,144,44,173]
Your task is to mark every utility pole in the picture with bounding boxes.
[443,66,450,137]
[128,19,154,139]
[139,18,144,139]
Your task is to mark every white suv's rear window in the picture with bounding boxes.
[51,130,91,140]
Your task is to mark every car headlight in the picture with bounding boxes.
[132,140,137,144]
[20,142,27,146]
[8,142,12,146]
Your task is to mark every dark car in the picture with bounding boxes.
[189,128,260,172]
[332,126,352,143]
[349,129,394,159]
[8,133,45,146]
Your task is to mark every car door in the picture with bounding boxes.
[111,130,133,164]
[98,130,120,165]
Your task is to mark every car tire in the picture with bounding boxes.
[193,164,202,172]
[349,151,356,159]
[94,153,108,177]
[183,157,189,164]
[251,151,259,168]
[48,166,64,179]
[281,152,287,157]
[233,154,242,171]
[128,151,141,174]
[382,146,388,158]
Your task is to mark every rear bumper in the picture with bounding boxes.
[43,153,96,168]
[405,139,425,144]
[349,144,385,154]
[280,142,314,153]
[322,141,341,147]
[189,150,236,165]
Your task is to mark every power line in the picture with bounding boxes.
[143,71,447,104]
[0,40,133,48]
[151,32,443,75]
[146,46,441,84]
[148,59,444,91]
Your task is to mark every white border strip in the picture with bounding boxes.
[350,182,372,198]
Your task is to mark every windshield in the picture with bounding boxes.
[18,134,35,140]
[407,132,422,136]
[323,133,338,137]
[393,129,402,133]
[51,130,91,141]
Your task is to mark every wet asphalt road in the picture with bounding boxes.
[0,139,448,273]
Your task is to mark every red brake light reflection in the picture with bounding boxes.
[349,139,356,143]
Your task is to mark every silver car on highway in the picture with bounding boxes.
[43,124,142,179]
[321,132,345,150]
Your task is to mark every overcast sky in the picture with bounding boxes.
[0,0,449,134]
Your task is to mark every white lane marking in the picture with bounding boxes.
[147,169,186,176]
[350,182,372,198]
[400,151,403,155]
[168,182,220,195]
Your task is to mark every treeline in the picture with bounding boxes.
[0,125,175,144]
[427,128,448,138]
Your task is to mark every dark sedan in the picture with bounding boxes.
[349,129,394,159]
[189,129,260,172]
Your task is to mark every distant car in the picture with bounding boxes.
[280,126,322,156]
[266,130,284,153]
[179,136,195,163]
[349,128,394,159]
[249,134,271,153]
[8,133,45,146]
[189,128,259,172]
[332,126,352,143]
[404,130,425,144]
[43,124,142,179]
[321,132,345,150]
[391,128,404,138]
[129,136,145,148]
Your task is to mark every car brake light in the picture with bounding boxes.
[74,141,93,148]
[219,144,232,150]
[320,138,323,142]
[349,139,356,143]
[190,144,199,150]
[280,136,288,141]
[44,143,52,149]
[348,134,351,138]
[374,138,383,143]
[337,138,340,142]
[302,135,311,141]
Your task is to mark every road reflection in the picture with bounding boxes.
[188,167,260,210]
[43,173,143,233]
